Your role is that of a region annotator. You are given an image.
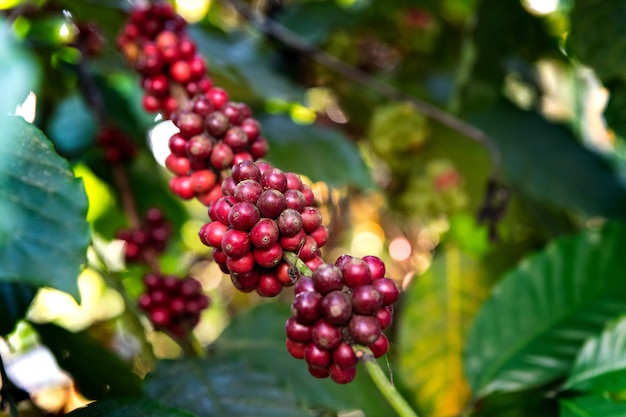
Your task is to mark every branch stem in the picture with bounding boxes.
[357,346,419,417]
[221,0,501,176]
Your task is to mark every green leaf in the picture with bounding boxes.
[568,0,626,83]
[0,116,89,299]
[276,1,356,44]
[463,221,626,397]
[565,316,626,392]
[31,322,143,400]
[603,81,626,140]
[397,247,491,417]
[258,114,373,189]
[0,283,38,336]
[46,94,97,158]
[560,395,626,417]
[471,102,626,220]
[67,398,197,417]
[144,358,308,417]
[213,303,394,417]
[0,18,40,117]
[190,28,305,103]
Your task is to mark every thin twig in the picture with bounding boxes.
[220,0,502,177]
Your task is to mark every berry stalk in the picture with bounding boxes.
[357,346,420,417]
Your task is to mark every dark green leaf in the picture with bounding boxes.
[568,0,626,82]
[471,102,626,220]
[464,221,626,397]
[565,316,626,392]
[213,303,394,417]
[0,283,38,336]
[258,114,373,189]
[0,116,89,299]
[190,28,305,103]
[560,395,626,417]
[67,398,196,417]
[276,1,356,44]
[31,322,143,400]
[46,94,97,158]
[0,18,40,117]
[604,81,626,140]
[144,357,308,417]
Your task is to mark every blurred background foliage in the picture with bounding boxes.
[2,0,626,416]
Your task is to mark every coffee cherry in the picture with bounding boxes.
[277,209,303,237]
[321,291,352,325]
[312,264,344,294]
[349,315,381,345]
[221,229,250,258]
[256,189,287,219]
[228,201,260,231]
[292,291,323,324]
[285,317,312,343]
[137,274,210,338]
[312,320,342,351]
[249,218,279,248]
[329,363,357,384]
[351,285,383,315]
[305,343,331,369]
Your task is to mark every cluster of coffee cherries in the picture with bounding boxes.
[198,160,328,296]
[138,273,210,338]
[286,255,398,384]
[116,208,172,263]
[95,126,138,163]
[166,94,268,204]
[117,3,268,206]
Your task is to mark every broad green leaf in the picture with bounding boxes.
[471,102,626,220]
[0,18,40,117]
[213,303,394,417]
[565,316,626,392]
[0,283,38,336]
[257,114,373,189]
[568,0,626,82]
[471,384,559,417]
[397,247,491,417]
[67,398,197,417]
[31,322,143,400]
[144,358,308,417]
[464,222,626,397]
[0,116,89,299]
[46,94,97,158]
[560,395,626,417]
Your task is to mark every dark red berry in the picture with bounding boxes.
[372,278,399,306]
[228,201,260,231]
[234,179,263,204]
[232,160,261,183]
[311,320,342,351]
[349,315,381,345]
[329,363,357,384]
[321,291,352,325]
[332,343,358,369]
[256,189,287,219]
[221,228,250,258]
[369,334,389,358]
[253,243,283,268]
[305,343,331,369]
[312,264,344,294]
[285,317,312,343]
[277,209,303,237]
[286,339,306,359]
[249,218,280,249]
[256,272,283,297]
[292,291,323,324]
[351,285,383,315]
[363,255,386,280]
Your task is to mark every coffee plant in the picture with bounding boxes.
[2,1,626,416]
